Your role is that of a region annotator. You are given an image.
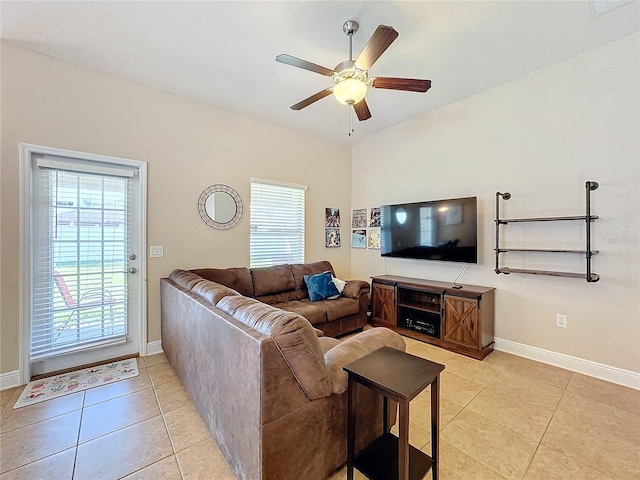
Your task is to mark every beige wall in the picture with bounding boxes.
[351,33,640,373]
[2,33,639,378]
[0,43,352,374]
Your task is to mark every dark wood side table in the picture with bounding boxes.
[344,346,445,480]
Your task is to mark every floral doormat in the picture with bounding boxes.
[13,358,139,409]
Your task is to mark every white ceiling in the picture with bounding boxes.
[1,1,638,146]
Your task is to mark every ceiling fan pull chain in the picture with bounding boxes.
[348,106,355,136]
[348,106,351,136]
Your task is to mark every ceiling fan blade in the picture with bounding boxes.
[372,77,432,92]
[353,99,372,121]
[276,54,335,76]
[290,89,333,110]
[355,25,399,71]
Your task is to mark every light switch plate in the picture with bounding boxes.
[150,246,164,258]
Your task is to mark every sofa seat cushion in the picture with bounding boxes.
[318,336,341,354]
[251,264,296,296]
[273,300,327,325]
[314,297,360,322]
[255,289,306,306]
[190,267,254,297]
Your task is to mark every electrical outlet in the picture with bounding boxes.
[150,246,164,258]
[556,314,568,328]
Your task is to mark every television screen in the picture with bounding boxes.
[380,197,477,263]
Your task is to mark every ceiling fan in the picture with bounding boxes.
[276,20,431,121]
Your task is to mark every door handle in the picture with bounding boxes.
[128,254,137,261]
[127,267,138,274]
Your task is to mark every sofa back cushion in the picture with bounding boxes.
[169,269,205,291]
[191,279,241,306]
[251,264,296,297]
[216,295,332,400]
[190,267,254,297]
[291,261,335,291]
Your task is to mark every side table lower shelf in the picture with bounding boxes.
[355,432,432,480]
[345,347,445,480]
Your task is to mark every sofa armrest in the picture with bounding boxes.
[313,327,325,337]
[341,280,370,299]
[323,327,406,394]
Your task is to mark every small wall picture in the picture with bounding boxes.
[369,207,381,227]
[352,229,367,249]
[352,208,367,228]
[325,208,341,227]
[367,230,380,249]
[325,228,341,247]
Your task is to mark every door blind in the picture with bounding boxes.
[250,178,307,268]
[31,157,133,360]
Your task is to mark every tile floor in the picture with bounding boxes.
[1,337,639,480]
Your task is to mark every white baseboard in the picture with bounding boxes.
[145,341,163,356]
[494,337,640,390]
[1,370,21,391]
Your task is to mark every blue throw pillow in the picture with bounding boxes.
[304,271,340,302]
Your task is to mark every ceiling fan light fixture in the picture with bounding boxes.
[333,78,367,105]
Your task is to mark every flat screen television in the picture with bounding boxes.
[380,196,477,263]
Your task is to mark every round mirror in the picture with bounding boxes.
[197,184,243,230]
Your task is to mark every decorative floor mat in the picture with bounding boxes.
[13,358,139,409]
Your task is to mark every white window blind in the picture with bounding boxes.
[31,156,133,360]
[250,178,307,268]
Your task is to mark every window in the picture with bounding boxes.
[250,178,307,268]
[31,155,135,360]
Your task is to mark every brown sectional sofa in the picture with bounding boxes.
[161,267,406,480]
[189,260,370,337]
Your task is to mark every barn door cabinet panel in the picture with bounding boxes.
[443,296,479,349]
[443,291,495,355]
[371,282,396,327]
[371,275,495,360]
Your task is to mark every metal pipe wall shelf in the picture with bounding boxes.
[494,182,600,283]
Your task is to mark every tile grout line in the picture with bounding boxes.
[13,373,160,448]
[540,374,632,480]
[70,390,87,480]
[148,357,188,480]
[440,439,510,480]
[0,356,175,479]
[520,384,571,480]
[565,376,640,418]
[438,360,546,480]
[421,358,501,477]
[520,372,576,480]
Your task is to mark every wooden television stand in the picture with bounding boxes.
[371,275,495,360]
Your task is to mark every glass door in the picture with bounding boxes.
[28,153,142,376]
